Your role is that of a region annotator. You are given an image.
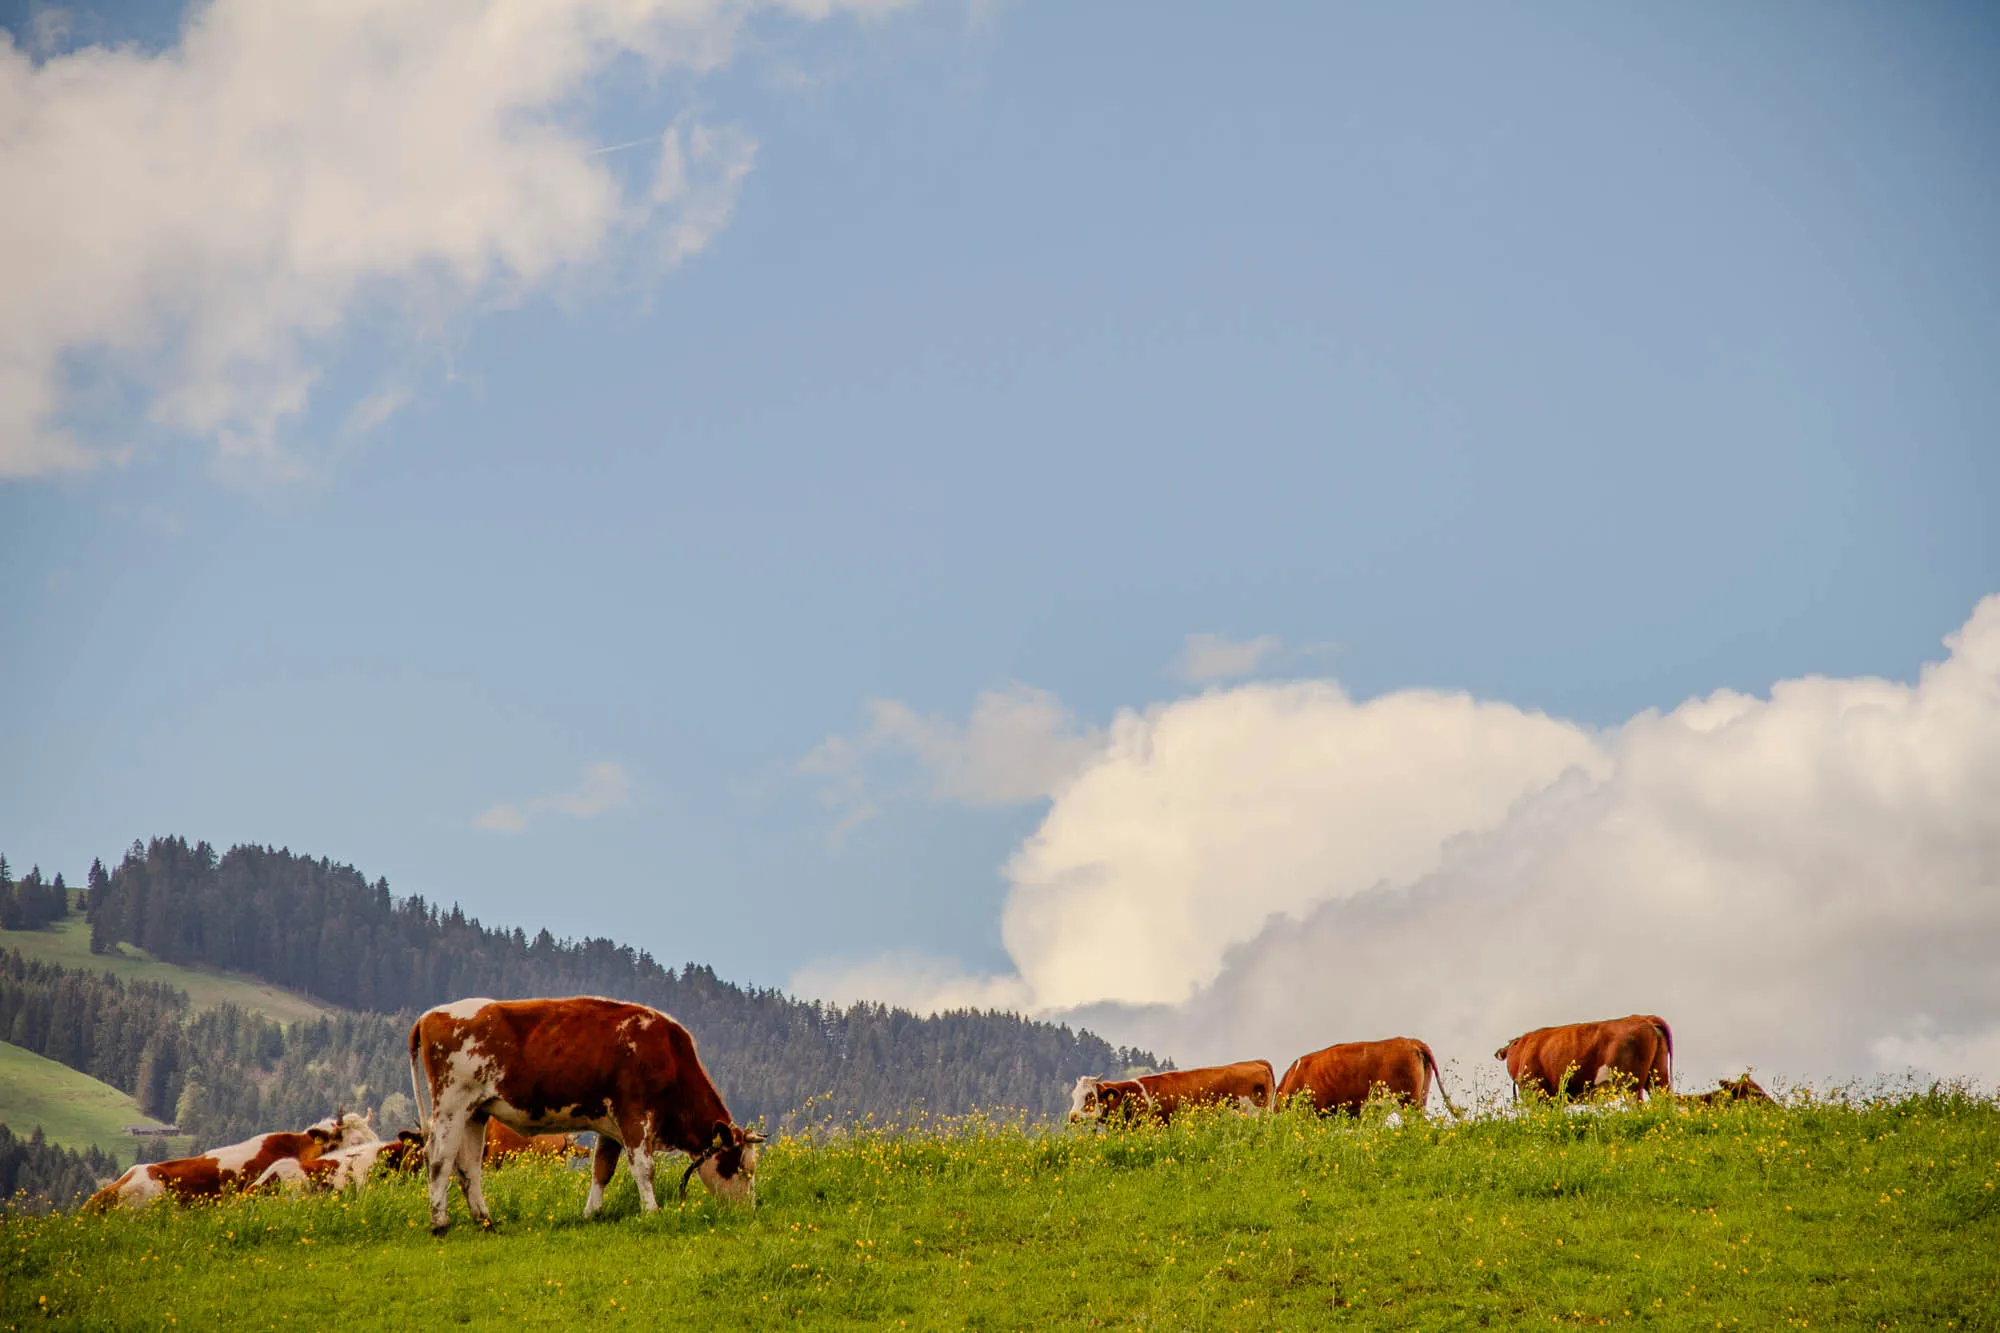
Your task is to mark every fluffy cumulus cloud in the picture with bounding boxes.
[475,760,632,834]
[0,0,903,477]
[1002,683,1603,1011]
[796,597,2000,1090]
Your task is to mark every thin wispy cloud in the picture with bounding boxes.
[1175,632,1282,683]
[475,761,633,836]
[800,684,1104,836]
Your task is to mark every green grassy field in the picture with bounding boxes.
[0,1043,189,1171]
[0,915,334,1025]
[4,1090,1994,1329]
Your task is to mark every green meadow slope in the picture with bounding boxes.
[5,1091,1994,1329]
[0,916,334,1026]
[0,1044,187,1171]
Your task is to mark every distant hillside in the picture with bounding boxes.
[0,1042,185,1169]
[0,943,463,1151]
[0,915,333,1026]
[70,837,1161,1128]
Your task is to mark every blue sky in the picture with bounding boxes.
[2,2,1996,1069]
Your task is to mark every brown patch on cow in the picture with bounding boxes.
[1496,1014,1674,1101]
[1277,1036,1456,1118]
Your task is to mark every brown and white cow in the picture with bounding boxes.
[1277,1037,1459,1119]
[85,1112,378,1210]
[1496,1014,1674,1102]
[409,996,765,1234]
[1068,1061,1276,1124]
[483,1118,586,1164]
[252,1131,425,1193]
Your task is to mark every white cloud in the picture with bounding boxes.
[800,683,1104,830]
[801,595,2000,1089]
[1176,632,1282,683]
[1002,682,1603,1010]
[475,760,632,835]
[0,0,900,478]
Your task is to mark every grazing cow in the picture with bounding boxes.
[483,1118,586,1164]
[1496,1015,1674,1101]
[1680,1074,1776,1108]
[1277,1037,1460,1119]
[1068,1061,1277,1124]
[409,996,765,1234]
[85,1112,377,1211]
[253,1132,426,1193]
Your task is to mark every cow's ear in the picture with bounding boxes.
[308,1126,331,1144]
[712,1120,731,1149]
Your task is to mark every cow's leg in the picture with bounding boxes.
[426,1112,468,1234]
[629,1139,659,1214]
[456,1117,494,1228]
[619,1112,659,1213]
[585,1135,623,1218]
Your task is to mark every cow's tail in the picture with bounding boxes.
[408,1015,432,1134]
[1256,1060,1278,1112]
[1649,1016,1675,1093]
[1419,1043,1463,1121]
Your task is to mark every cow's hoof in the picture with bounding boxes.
[430,1224,449,1237]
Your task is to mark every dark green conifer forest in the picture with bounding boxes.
[1,837,1157,1204]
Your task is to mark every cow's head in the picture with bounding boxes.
[1715,1074,1775,1105]
[1095,1080,1147,1120]
[311,1110,381,1150]
[1068,1076,1105,1122]
[681,1122,766,1206]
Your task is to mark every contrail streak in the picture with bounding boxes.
[586,136,659,158]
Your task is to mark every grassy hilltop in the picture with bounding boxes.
[4,1089,1995,1330]
[0,916,333,1027]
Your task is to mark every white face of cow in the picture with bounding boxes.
[309,1111,380,1149]
[1068,1076,1102,1121]
[696,1140,759,1206]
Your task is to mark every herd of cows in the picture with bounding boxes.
[82,998,1773,1232]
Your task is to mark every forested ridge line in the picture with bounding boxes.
[11,836,1158,1134]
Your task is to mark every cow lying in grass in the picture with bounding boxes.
[253,1131,426,1193]
[483,1119,586,1164]
[85,1112,378,1210]
[1680,1074,1777,1107]
[1068,1061,1276,1124]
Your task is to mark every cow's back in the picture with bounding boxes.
[1505,1016,1670,1097]
[414,996,725,1141]
[1139,1060,1275,1115]
[1278,1038,1429,1116]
